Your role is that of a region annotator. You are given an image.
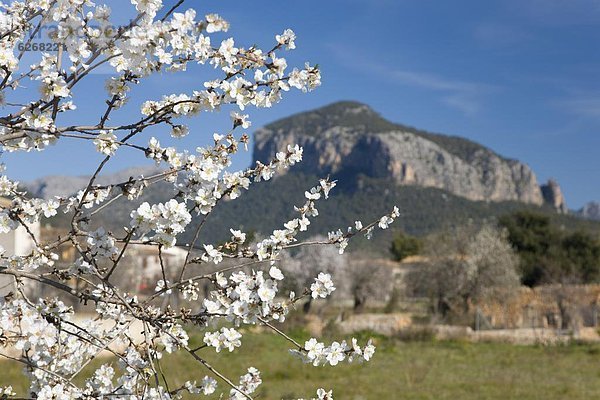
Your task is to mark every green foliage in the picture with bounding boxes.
[499,211,600,285]
[498,211,557,286]
[390,231,422,261]
[561,231,600,282]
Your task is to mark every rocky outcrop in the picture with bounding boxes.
[579,201,600,220]
[254,101,546,205]
[541,179,568,213]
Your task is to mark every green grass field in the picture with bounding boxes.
[3,330,600,399]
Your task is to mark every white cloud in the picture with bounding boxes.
[328,43,496,116]
[558,96,600,118]
[384,68,492,116]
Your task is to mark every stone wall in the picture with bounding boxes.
[479,284,600,330]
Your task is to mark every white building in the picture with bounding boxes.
[119,244,188,295]
[0,198,41,297]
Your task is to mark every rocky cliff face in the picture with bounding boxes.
[254,101,547,205]
[540,179,568,214]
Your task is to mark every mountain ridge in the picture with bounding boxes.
[262,100,511,163]
[24,166,163,199]
[254,100,557,208]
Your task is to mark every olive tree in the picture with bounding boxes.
[279,238,347,313]
[281,240,394,313]
[407,224,520,318]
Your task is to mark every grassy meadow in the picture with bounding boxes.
[3,328,600,399]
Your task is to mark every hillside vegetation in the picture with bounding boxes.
[47,173,600,257]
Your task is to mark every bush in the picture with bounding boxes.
[390,232,422,261]
[499,211,600,285]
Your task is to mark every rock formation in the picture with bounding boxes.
[579,201,600,220]
[254,101,548,205]
[540,179,568,214]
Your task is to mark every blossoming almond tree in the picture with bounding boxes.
[0,1,399,398]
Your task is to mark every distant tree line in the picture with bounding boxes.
[498,211,600,286]
[391,210,600,289]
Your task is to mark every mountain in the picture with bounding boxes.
[25,166,163,199]
[254,101,558,207]
[579,202,600,221]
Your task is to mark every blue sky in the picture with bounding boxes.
[4,0,600,208]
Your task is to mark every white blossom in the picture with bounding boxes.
[93,131,119,156]
[269,266,284,281]
[204,327,242,352]
[311,273,336,299]
[276,29,296,50]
